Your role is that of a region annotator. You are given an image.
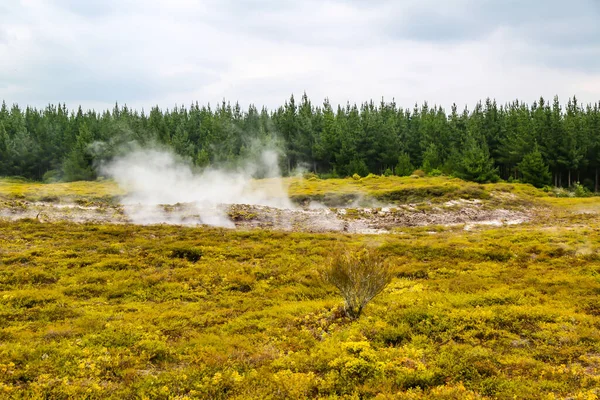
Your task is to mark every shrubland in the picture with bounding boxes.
[0,176,599,398]
[0,211,599,398]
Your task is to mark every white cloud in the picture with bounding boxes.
[0,0,598,112]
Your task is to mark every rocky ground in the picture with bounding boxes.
[0,198,532,233]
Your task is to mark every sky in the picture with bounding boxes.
[1,0,599,112]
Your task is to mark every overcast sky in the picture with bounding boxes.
[1,0,599,112]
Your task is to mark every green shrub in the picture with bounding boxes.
[395,152,414,176]
[518,145,552,188]
[321,247,393,319]
[573,182,590,197]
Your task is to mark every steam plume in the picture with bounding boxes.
[102,145,293,227]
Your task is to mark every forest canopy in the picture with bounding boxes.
[0,94,598,190]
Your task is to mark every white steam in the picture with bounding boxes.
[102,146,293,227]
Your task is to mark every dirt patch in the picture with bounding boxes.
[0,199,532,234]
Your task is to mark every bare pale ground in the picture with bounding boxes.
[2,176,596,233]
[0,197,531,234]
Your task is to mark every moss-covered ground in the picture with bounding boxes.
[1,177,599,399]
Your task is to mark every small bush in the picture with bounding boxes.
[352,173,361,181]
[383,168,393,177]
[411,169,426,178]
[573,182,590,198]
[551,187,573,198]
[321,247,393,319]
[169,247,203,262]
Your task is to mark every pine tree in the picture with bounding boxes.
[395,152,413,176]
[2,95,600,186]
[347,158,369,177]
[376,99,400,172]
[561,97,586,187]
[454,136,499,183]
[358,100,380,172]
[421,143,441,173]
[195,148,211,167]
[297,92,316,169]
[62,123,95,182]
[518,144,552,188]
[315,99,341,173]
[335,104,362,176]
[0,122,9,175]
[585,103,600,192]
[171,123,195,159]
[8,126,38,178]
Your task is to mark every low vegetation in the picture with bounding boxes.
[0,178,122,205]
[0,175,556,207]
[0,177,599,398]
[0,203,599,398]
[288,175,547,206]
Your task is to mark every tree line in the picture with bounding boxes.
[0,94,598,190]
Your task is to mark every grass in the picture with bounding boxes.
[1,177,599,398]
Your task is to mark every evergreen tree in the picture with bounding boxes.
[518,144,552,188]
[395,152,413,176]
[421,143,441,173]
[454,136,499,183]
[171,123,195,159]
[297,93,317,169]
[314,99,340,173]
[561,97,586,187]
[8,127,39,178]
[62,123,95,182]
[0,122,9,175]
[584,103,600,192]
[547,96,565,186]
[1,94,600,187]
[195,148,211,167]
[335,104,362,176]
[347,158,369,177]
